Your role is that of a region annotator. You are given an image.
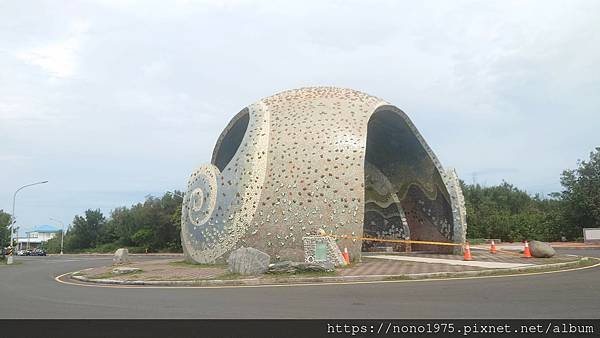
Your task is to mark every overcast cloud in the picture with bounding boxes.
[1,0,598,234]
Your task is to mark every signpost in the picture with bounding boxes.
[315,243,327,262]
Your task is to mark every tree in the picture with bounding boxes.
[131,228,153,248]
[65,209,106,250]
[44,235,63,254]
[102,191,183,252]
[461,181,567,242]
[536,196,568,241]
[169,202,182,251]
[108,206,137,246]
[1,210,11,256]
[560,147,600,236]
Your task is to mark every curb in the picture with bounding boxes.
[551,246,600,250]
[68,257,593,287]
[49,253,184,257]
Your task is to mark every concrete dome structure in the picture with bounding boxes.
[181,87,466,263]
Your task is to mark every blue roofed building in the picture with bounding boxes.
[17,224,61,250]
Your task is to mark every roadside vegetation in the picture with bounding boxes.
[464,147,600,242]
[43,192,183,254]
[1,210,11,253]
[1,148,598,254]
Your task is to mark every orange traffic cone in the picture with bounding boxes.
[342,247,350,264]
[523,240,532,258]
[489,240,497,254]
[463,242,473,261]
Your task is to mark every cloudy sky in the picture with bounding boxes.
[1,0,598,234]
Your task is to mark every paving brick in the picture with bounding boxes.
[80,252,578,281]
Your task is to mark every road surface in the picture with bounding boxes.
[0,249,598,318]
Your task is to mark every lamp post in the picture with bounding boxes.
[49,217,65,255]
[8,180,49,264]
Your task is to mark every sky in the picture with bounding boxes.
[1,0,598,235]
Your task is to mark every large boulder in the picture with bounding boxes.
[529,240,556,258]
[113,248,129,265]
[227,247,271,275]
[267,261,334,274]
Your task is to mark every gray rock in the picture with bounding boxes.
[529,240,556,258]
[113,248,129,265]
[112,267,141,274]
[227,247,271,275]
[319,261,335,271]
[267,261,296,273]
[267,261,334,274]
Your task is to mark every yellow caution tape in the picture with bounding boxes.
[330,234,464,247]
[331,234,528,256]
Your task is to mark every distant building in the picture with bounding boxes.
[17,224,61,250]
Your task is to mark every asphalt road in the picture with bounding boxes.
[0,249,599,319]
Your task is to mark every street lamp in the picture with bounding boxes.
[8,180,49,264]
[49,217,65,255]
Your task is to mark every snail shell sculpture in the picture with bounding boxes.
[181,87,467,263]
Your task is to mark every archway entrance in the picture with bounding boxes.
[363,108,454,253]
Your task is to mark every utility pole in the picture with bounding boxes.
[8,181,49,264]
[49,217,65,255]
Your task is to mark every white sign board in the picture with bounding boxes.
[583,228,600,242]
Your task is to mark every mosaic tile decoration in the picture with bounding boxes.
[181,87,467,263]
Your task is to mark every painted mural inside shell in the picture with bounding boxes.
[363,109,455,253]
[181,87,467,263]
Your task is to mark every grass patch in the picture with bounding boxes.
[87,272,117,279]
[87,269,144,280]
[383,275,412,281]
[212,273,243,280]
[84,243,120,253]
[168,260,226,269]
[336,262,358,269]
[529,257,578,264]
[143,275,199,281]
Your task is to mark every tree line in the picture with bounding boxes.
[0,210,11,252]
[464,147,599,242]
[1,147,599,255]
[44,192,184,253]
